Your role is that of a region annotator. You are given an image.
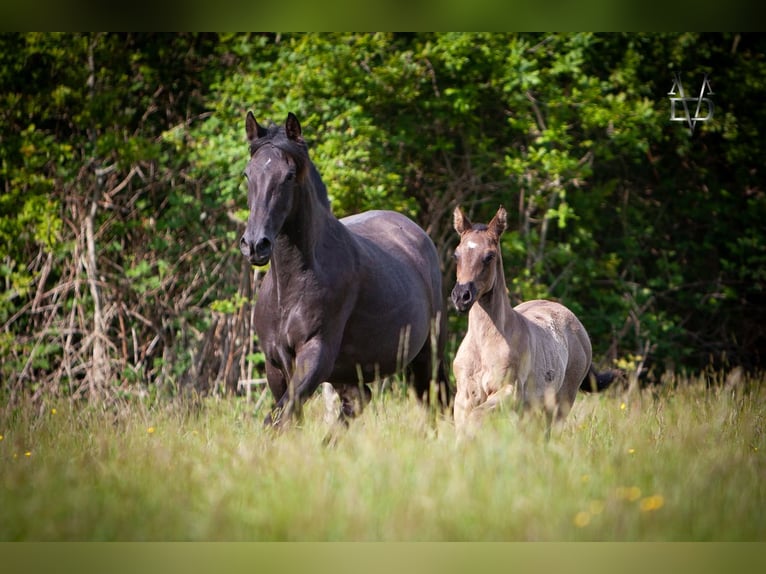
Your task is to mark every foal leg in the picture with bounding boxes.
[453,386,475,437]
[465,385,515,429]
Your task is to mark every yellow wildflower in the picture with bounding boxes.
[25,451,31,457]
[616,486,642,501]
[147,427,156,434]
[573,511,591,527]
[51,408,57,415]
[620,402,627,411]
[640,495,665,512]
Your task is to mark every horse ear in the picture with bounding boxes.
[246,111,267,141]
[489,206,507,238]
[285,112,303,143]
[453,206,472,235]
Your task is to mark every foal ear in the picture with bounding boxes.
[285,112,304,143]
[489,206,507,238]
[246,111,268,141]
[453,206,472,235]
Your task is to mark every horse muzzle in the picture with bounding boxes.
[240,235,273,266]
[451,282,477,313]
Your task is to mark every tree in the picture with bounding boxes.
[2,33,764,404]
[1,33,228,400]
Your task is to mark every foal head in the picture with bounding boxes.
[239,111,310,266]
[451,205,507,313]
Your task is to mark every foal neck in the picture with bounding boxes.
[473,259,516,337]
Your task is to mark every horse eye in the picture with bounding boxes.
[482,252,495,265]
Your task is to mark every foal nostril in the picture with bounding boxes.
[451,283,476,312]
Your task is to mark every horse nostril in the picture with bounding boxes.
[255,237,271,256]
[451,283,476,312]
[239,236,247,249]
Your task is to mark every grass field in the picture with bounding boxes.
[1,372,764,541]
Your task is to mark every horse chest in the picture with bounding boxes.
[256,285,323,356]
[479,346,517,396]
[455,334,518,397]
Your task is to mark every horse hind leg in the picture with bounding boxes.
[336,383,372,424]
[408,348,445,407]
[321,383,372,447]
[321,383,341,425]
[316,383,346,447]
[408,330,451,409]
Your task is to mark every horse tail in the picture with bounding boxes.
[581,365,618,393]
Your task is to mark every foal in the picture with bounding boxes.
[451,205,598,435]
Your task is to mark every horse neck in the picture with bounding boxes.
[471,258,518,341]
[276,173,336,269]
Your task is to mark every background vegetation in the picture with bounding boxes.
[2,33,765,402]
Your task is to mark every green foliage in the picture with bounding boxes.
[209,293,248,315]
[1,33,229,396]
[1,33,765,401]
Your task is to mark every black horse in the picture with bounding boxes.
[240,111,450,427]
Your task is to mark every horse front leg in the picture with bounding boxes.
[453,387,473,435]
[268,337,337,429]
[452,372,489,438]
[262,361,288,427]
[459,384,516,439]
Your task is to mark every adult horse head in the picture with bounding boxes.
[240,112,319,266]
[450,205,613,436]
[240,111,451,428]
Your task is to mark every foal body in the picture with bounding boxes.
[451,206,593,433]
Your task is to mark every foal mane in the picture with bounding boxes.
[249,123,330,209]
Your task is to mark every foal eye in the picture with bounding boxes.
[482,252,495,265]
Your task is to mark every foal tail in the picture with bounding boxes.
[580,365,618,393]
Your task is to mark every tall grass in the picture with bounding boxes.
[1,372,764,540]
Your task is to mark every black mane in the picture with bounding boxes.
[249,122,330,209]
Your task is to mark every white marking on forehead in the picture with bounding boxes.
[466,240,478,250]
[264,157,272,167]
